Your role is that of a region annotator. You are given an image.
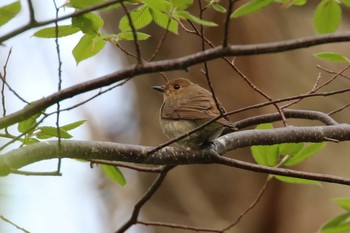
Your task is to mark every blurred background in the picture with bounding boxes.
[1,0,350,232]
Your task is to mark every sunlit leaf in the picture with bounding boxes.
[177,11,217,26]
[117,31,150,40]
[313,0,341,34]
[284,142,326,166]
[319,213,350,233]
[170,0,193,10]
[212,3,227,13]
[101,165,126,186]
[73,34,106,64]
[314,52,349,63]
[61,120,87,131]
[119,5,153,31]
[0,1,21,27]
[72,13,104,34]
[151,9,178,34]
[18,113,41,133]
[231,0,274,17]
[33,25,81,38]
[274,175,321,186]
[142,0,172,12]
[334,198,350,212]
[36,126,72,139]
[279,143,304,155]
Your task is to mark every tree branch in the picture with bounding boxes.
[1,125,350,186]
[2,32,350,129]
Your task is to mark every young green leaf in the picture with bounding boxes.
[18,112,41,133]
[117,31,151,40]
[231,0,274,18]
[177,11,217,26]
[119,5,153,32]
[274,175,321,186]
[170,0,193,10]
[142,0,173,12]
[313,0,342,34]
[151,9,178,34]
[72,13,104,34]
[101,165,126,186]
[342,0,350,7]
[212,3,227,13]
[36,126,72,139]
[73,34,106,64]
[319,213,350,233]
[283,142,326,167]
[67,0,105,9]
[251,144,279,166]
[334,198,350,212]
[0,1,21,27]
[279,143,304,155]
[314,52,350,63]
[33,25,81,38]
[61,120,87,131]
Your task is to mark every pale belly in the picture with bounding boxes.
[160,118,224,148]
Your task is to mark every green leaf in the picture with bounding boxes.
[320,213,350,233]
[0,1,21,27]
[256,123,273,130]
[177,11,217,26]
[142,0,173,12]
[212,3,227,13]
[61,120,87,131]
[36,126,72,139]
[284,142,326,166]
[313,0,342,34]
[72,13,104,34]
[119,5,153,32]
[334,199,350,212]
[274,175,321,185]
[18,113,41,133]
[314,52,350,63]
[73,34,106,64]
[279,143,304,155]
[150,9,178,34]
[231,0,274,17]
[67,0,105,8]
[117,31,150,40]
[342,0,350,7]
[101,165,126,186]
[33,25,81,38]
[251,144,279,166]
[170,0,193,10]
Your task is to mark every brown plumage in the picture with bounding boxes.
[153,78,234,148]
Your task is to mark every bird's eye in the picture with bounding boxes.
[173,84,180,90]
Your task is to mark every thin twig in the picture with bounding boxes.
[138,220,222,232]
[53,0,63,174]
[222,0,235,47]
[148,16,172,61]
[116,165,174,232]
[120,2,143,64]
[328,103,350,116]
[0,215,30,233]
[222,179,269,231]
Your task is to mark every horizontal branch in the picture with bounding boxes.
[2,32,350,129]
[1,125,350,185]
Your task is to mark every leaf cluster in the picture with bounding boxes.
[251,124,325,185]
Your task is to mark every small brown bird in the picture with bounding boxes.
[153,78,234,148]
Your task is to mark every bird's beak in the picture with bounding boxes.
[152,86,165,93]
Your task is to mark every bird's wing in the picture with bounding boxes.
[162,92,229,123]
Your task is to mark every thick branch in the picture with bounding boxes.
[1,125,350,186]
[2,32,350,129]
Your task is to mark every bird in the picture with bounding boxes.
[152,78,235,148]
